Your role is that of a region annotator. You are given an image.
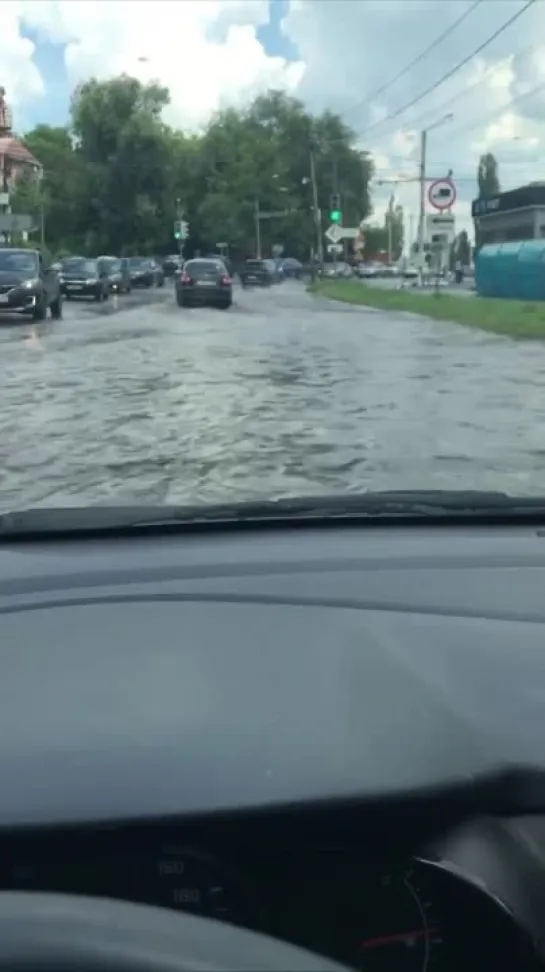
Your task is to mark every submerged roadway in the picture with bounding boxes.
[1,279,544,511]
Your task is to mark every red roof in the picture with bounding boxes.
[0,137,40,167]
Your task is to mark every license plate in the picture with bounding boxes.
[247,275,258,280]
[67,284,83,290]
[0,294,9,303]
[196,280,215,287]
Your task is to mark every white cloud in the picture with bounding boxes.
[7,0,545,243]
[283,0,545,241]
[6,0,304,131]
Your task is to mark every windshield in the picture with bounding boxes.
[3,3,545,516]
[61,258,97,275]
[0,251,37,275]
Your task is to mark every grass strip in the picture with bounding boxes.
[308,280,545,339]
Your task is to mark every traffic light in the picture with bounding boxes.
[329,193,341,223]
[174,220,190,240]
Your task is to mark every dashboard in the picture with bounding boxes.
[2,519,545,968]
[0,818,540,972]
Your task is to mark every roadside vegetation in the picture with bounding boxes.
[309,280,545,339]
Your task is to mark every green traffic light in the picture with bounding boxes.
[329,210,341,223]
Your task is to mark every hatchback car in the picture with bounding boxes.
[175,258,232,309]
[128,257,164,288]
[97,256,131,294]
[59,257,109,301]
[0,247,62,321]
[239,259,271,287]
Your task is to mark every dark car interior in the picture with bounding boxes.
[2,497,545,970]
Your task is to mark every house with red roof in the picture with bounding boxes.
[0,87,42,196]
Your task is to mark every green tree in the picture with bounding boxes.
[456,229,471,266]
[477,153,500,198]
[14,78,374,259]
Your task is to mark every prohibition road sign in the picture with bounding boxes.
[428,177,456,211]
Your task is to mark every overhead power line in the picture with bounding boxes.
[445,74,545,141]
[402,36,542,136]
[357,0,538,141]
[344,0,484,115]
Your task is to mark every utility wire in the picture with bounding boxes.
[394,36,542,138]
[445,74,545,140]
[357,0,538,140]
[342,0,483,117]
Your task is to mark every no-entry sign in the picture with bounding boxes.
[428,177,456,211]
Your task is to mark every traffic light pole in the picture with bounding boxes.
[309,148,323,270]
[176,198,184,259]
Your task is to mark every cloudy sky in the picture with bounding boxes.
[4,0,545,240]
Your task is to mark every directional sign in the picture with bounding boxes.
[428,177,456,211]
[325,223,344,243]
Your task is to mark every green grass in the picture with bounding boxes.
[308,280,545,339]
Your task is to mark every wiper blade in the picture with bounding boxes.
[2,491,545,538]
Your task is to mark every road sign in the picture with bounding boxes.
[325,223,344,243]
[428,177,456,211]
[0,214,35,233]
[216,241,228,248]
[327,243,343,254]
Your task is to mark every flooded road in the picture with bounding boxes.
[2,280,545,512]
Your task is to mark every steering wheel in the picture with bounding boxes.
[0,892,353,971]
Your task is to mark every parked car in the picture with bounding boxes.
[0,247,62,321]
[97,256,131,294]
[175,258,232,309]
[59,257,109,301]
[128,257,164,288]
[239,259,271,287]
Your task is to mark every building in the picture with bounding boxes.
[472,183,545,246]
[0,87,42,197]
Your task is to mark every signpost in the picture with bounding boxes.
[325,223,360,243]
[428,177,456,211]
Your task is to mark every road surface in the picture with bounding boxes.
[1,280,544,512]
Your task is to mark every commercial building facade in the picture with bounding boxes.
[472,183,545,246]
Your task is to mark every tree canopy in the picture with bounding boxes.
[12,76,374,260]
[477,152,500,199]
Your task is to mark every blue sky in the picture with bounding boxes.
[19,0,298,132]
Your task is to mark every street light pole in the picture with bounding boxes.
[417,129,427,285]
[309,147,323,270]
[416,113,453,285]
[254,198,261,258]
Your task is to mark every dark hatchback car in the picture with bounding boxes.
[59,257,109,301]
[239,258,271,287]
[175,258,232,309]
[0,247,62,321]
[98,256,131,294]
[128,257,164,288]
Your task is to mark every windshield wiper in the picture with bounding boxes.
[2,491,545,538]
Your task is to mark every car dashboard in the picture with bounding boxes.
[3,518,545,969]
[0,814,541,972]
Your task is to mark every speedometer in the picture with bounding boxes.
[119,846,254,927]
[345,867,443,972]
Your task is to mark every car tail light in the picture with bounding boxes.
[221,276,232,285]
[181,273,192,283]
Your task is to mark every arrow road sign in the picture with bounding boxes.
[325,224,360,242]
[325,223,344,243]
